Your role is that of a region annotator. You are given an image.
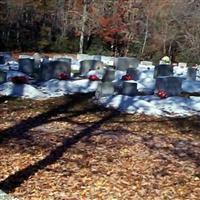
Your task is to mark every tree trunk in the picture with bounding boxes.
[79,1,88,54]
[141,16,149,55]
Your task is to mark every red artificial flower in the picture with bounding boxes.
[156,90,168,99]
[122,74,133,81]
[11,76,28,84]
[89,74,99,81]
[57,72,69,80]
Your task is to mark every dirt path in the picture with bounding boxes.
[0,94,199,200]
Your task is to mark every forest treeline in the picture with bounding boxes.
[0,0,200,63]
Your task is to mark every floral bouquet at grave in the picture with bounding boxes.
[11,76,28,84]
[57,72,69,80]
[122,74,133,81]
[156,90,168,99]
[88,74,100,81]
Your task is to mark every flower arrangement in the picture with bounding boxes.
[122,74,133,81]
[89,74,99,81]
[156,90,168,99]
[11,76,28,84]
[57,72,69,80]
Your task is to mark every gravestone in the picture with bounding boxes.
[114,57,139,71]
[140,61,153,66]
[40,60,71,81]
[33,53,41,68]
[0,70,7,84]
[18,58,35,76]
[187,67,197,81]
[0,56,5,64]
[95,82,115,98]
[77,54,101,61]
[80,60,104,76]
[120,81,138,96]
[0,52,12,62]
[154,64,173,78]
[19,55,33,59]
[155,76,182,96]
[126,68,139,80]
[102,68,115,82]
[101,56,114,65]
[178,62,187,68]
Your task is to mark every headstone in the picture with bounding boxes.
[187,67,197,81]
[77,54,101,61]
[0,56,5,64]
[178,62,187,68]
[53,60,71,78]
[140,61,153,66]
[114,57,139,71]
[40,60,71,81]
[155,76,182,96]
[101,56,115,65]
[126,67,139,80]
[18,58,35,76]
[95,82,115,98]
[0,70,7,84]
[102,68,115,82]
[0,52,12,62]
[154,64,173,78]
[120,81,138,96]
[19,55,33,59]
[80,60,104,76]
[33,53,41,68]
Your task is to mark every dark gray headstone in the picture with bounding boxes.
[102,68,115,82]
[0,70,7,84]
[155,76,182,96]
[95,82,115,98]
[0,56,5,64]
[80,60,104,76]
[18,58,35,76]
[40,60,71,81]
[126,68,139,80]
[114,57,139,71]
[0,52,12,62]
[187,67,197,81]
[154,64,173,78]
[120,81,138,96]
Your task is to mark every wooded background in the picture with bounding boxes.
[0,0,200,63]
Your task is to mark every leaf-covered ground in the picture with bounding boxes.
[0,94,199,200]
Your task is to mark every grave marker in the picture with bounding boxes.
[102,68,115,82]
[95,82,115,98]
[154,64,173,78]
[114,57,139,71]
[120,81,138,96]
[18,58,35,76]
[0,70,7,84]
[187,67,197,81]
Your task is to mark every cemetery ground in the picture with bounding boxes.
[0,93,199,200]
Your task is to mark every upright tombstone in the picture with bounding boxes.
[140,61,153,66]
[53,60,71,78]
[33,53,41,68]
[120,81,138,96]
[155,76,182,96]
[187,67,197,81]
[154,64,173,78]
[0,52,12,63]
[114,57,139,71]
[18,58,35,76]
[178,62,187,68]
[80,60,104,76]
[102,68,115,82]
[95,82,115,98]
[0,70,7,84]
[101,56,115,65]
[0,56,5,64]
[40,60,71,81]
[126,68,139,80]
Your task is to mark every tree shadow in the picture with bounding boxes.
[0,109,118,193]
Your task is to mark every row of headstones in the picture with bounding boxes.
[96,76,184,98]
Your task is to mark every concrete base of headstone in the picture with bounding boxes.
[0,70,7,84]
[102,68,115,82]
[114,57,139,71]
[120,81,138,96]
[154,64,173,78]
[155,76,183,96]
[80,60,104,76]
[126,68,139,80]
[187,67,197,81]
[95,82,115,98]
